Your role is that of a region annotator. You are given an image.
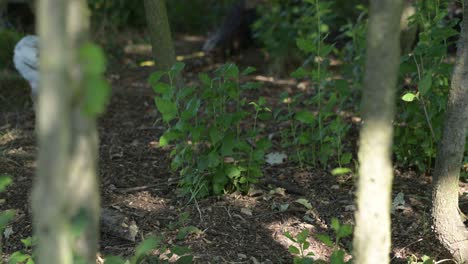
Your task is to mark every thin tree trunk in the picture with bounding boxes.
[144,0,183,87]
[33,0,100,263]
[431,1,468,261]
[353,0,403,263]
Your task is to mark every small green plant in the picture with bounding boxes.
[0,175,16,256]
[105,213,196,264]
[104,236,193,264]
[151,63,271,198]
[285,218,352,263]
[8,237,36,264]
[406,254,435,264]
[272,0,352,172]
[284,230,315,264]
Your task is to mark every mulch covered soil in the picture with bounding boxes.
[0,32,461,263]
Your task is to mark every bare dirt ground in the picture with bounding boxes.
[1,32,462,263]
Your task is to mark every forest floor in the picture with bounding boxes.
[1,31,465,263]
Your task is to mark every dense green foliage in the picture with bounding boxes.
[396,0,460,172]
[151,63,270,198]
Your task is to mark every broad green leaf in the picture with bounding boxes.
[331,217,340,232]
[296,229,309,243]
[83,76,111,116]
[225,166,241,178]
[224,63,239,79]
[288,245,300,254]
[9,252,30,264]
[330,250,346,264]
[80,42,106,74]
[284,231,296,242]
[134,237,161,260]
[0,210,16,228]
[154,97,177,122]
[296,38,315,53]
[171,245,191,256]
[337,224,353,239]
[170,62,186,76]
[175,255,194,264]
[152,82,171,95]
[315,233,333,247]
[104,256,127,264]
[401,92,417,102]
[148,71,166,86]
[176,226,201,240]
[0,175,12,192]
[295,110,315,124]
[291,67,308,79]
[418,71,433,96]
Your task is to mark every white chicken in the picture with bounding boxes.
[13,35,39,103]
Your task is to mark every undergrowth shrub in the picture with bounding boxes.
[151,63,271,198]
[396,0,461,172]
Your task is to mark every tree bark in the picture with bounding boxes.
[353,0,403,263]
[33,0,100,263]
[144,0,182,87]
[431,0,468,261]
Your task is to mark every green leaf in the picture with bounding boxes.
[291,67,308,78]
[331,217,340,232]
[315,234,333,247]
[242,66,256,75]
[198,73,211,86]
[295,111,315,124]
[225,166,241,178]
[331,167,352,176]
[152,82,172,95]
[149,71,166,87]
[296,229,309,244]
[330,250,346,264]
[170,62,186,76]
[0,175,12,192]
[296,38,315,53]
[174,255,194,264]
[401,92,417,102]
[155,97,177,123]
[171,245,191,256]
[288,245,300,254]
[104,256,127,264]
[337,223,353,239]
[83,76,111,116]
[0,210,16,229]
[134,237,161,260]
[80,42,106,74]
[209,127,222,144]
[9,252,31,264]
[224,63,239,79]
[418,71,432,96]
[207,151,220,168]
[284,231,296,242]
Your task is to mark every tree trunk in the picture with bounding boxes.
[33,0,100,263]
[432,0,468,261]
[353,0,403,263]
[144,0,182,86]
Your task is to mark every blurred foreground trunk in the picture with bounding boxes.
[32,0,100,263]
[353,0,403,263]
